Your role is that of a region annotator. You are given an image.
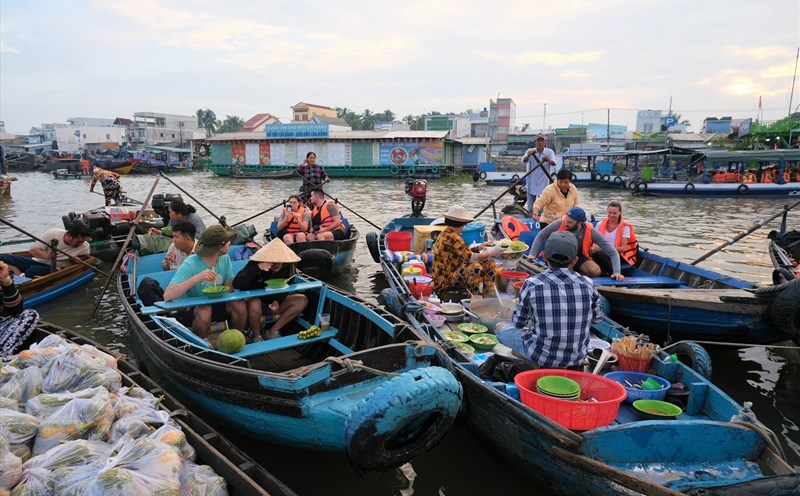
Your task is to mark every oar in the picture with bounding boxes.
[89,176,161,318]
[294,172,381,230]
[0,217,111,278]
[231,200,285,227]
[90,190,144,205]
[690,198,800,265]
[472,165,539,220]
[158,172,223,224]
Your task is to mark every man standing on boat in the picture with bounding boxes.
[495,231,602,369]
[295,152,330,202]
[522,134,557,215]
[89,166,122,206]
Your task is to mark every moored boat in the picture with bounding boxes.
[116,249,462,471]
[52,168,92,180]
[3,251,98,308]
[230,168,296,179]
[768,229,799,284]
[372,215,800,494]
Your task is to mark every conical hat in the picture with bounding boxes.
[250,238,301,263]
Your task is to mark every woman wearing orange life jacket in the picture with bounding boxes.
[276,195,311,244]
[593,201,638,266]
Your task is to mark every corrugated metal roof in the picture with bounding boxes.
[454,137,490,145]
[383,131,449,139]
[668,133,715,142]
[206,132,265,141]
[205,130,450,141]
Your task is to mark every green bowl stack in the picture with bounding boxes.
[536,375,581,401]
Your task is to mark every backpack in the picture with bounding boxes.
[137,277,165,306]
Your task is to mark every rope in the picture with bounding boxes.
[731,401,788,461]
[324,356,398,379]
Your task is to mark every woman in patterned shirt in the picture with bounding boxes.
[431,205,504,295]
[0,260,39,359]
[295,152,330,201]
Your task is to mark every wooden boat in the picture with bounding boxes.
[230,168,296,179]
[372,218,799,494]
[265,219,359,280]
[116,251,462,471]
[768,229,799,284]
[92,157,138,174]
[52,168,92,180]
[18,321,297,496]
[5,251,98,308]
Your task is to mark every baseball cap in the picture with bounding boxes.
[566,207,587,223]
[545,231,578,263]
[194,225,237,257]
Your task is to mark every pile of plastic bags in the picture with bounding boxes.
[0,334,228,495]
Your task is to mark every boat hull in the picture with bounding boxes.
[635,181,800,197]
[10,252,98,308]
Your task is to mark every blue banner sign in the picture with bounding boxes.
[266,123,329,139]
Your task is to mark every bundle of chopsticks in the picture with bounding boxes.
[610,336,655,360]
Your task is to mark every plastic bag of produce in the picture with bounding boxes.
[26,387,113,455]
[111,386,161,419]
[0,408,38,446]
[0,366,43,405]
[0,396,19,410]
[0,435,22,491]
[109,409,171,443]
[0,364,19,385]
[78,344,117,369]
[11,440,111,496]
[53,436,184,496]
[182,461,228,496]
[148,423,195,462]
[7,334,72,370]
[40,348,121,394]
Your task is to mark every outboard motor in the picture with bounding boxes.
[405,179,427,217]
[151,193,184,225]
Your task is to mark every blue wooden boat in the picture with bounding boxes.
[117,250,462,471]
[264,218,359,280]
[371,221,800,493]
[8,251,98,308]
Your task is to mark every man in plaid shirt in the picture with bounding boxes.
[496,231,602,369]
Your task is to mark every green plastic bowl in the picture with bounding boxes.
[265,278,289,289]
[468,333,498,351]
[442,331,469,343]
[632,399,682,420]
[452,341,476,353]
[536,375,581,396]
[161,226,173,235]
[201,285,229,298]
[458,323,488,335]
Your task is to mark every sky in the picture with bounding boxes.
[1,0,799,135]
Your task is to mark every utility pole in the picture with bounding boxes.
[606,108,610,149]
[789,47,799,117]
[543,103,547,131]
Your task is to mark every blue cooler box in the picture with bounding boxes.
[461,222,485,245]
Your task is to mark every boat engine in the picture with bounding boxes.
[405,179,427,217]
[152,193,184,225]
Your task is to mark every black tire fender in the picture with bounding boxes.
[472,171,480,182]
[613,176,622,184]
[671,342,713,380]
[407,166,416,177]
[602,174,610,182]
[366,232,381,263]
[768,279,800,334]
[511,174,520,182]
[479,171,487,180]
[344,366,462,471]
[773,268,796,285]
[390,165,400,175]
[737,184,749,195]
[636,181,648,193]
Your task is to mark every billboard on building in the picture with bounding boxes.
[738,118,752,137]
[555,128,587,137]
[379,140,443,166]
[266,123,329,139]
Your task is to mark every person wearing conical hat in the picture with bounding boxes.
[431,205,505,296]
[233,238,308,340]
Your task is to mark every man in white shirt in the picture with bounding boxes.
[522,133,557,216]
[161,221,197,271]
[0,224,90,277]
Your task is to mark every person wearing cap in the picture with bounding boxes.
[530,169,579,227]
[233,239,308,340]
[431,205,505,296]
[164,225,257,340]
[522,133,558,214]
[529,207,624,281]
[495,231,603,369]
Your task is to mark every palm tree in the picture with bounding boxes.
[216,115,244,133]
[196,109,217,137]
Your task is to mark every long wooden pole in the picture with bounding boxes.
[158,172,223,223]
[231,201,285,227]
[690,199,800,265]
[89,176,161,318]
[472,164,539,219]
[0,217,111,278]
[294,172,381,230]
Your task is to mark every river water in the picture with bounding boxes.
[1,171,798,494]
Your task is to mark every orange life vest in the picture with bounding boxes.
[312,200,343,232]
[596,218,638,265]
[500,215,530,241]
[557,216,593,259]
[285,205,308,234]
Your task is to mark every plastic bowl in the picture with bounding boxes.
[442,331,469,342]
[632,399,682,421]
[469,333,498,351]
[603,371,671,404]
[457,323,488,335]
[440,302,465,314]
[588,338,611,351]
[586,349,618,372]
[428,314,446,328]
[201,285,229,298]
[452,341,475,353]
[161,226,173,235]
[265,278,289,289]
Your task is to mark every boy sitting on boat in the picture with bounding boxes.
[161,221,197,271]
[164,225,260,340]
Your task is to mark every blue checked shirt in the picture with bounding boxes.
[511,268,603,368]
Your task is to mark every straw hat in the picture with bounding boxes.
[250,238,301,263]
[442,205,472,223]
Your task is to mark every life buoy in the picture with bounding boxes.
[499,215,531,241]
[773,268,796,285]
[684,183,695,193]
[430,166,438,173]
[472,171,480,182]
[407,166,415,176]
[613,176,622,184]
[296,249,334,280]
[390,165,400,175]
[737,184,749,195]
[511,174,520,182]
[366,232,381,263]
[479,171,487,180]
[344,366,462,471]
[602,174,610,182]
[670,342,712,380]
[636,181,648,193]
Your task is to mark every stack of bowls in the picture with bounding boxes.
[535,375,581,401]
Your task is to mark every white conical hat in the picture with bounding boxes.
[250,238,301,263]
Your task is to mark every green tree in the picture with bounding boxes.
[196,109,217,137]
[336,107,363,130]
[216,115,245,133]
[361,109,375,131]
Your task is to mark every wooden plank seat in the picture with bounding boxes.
[592,275,683,288]
[231,328,339,358]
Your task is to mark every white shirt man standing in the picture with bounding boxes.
[522,133,557,216]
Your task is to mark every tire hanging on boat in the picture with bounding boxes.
[407,166,416,177]
[613,176,622,184]
[344,366,462,471]
[737,184,749,195]
[390,165,400,175]
[636,182,648,193]
[628,180,639,191]
[296,249,334,280]
[767,279,800,339]
[472,171,480,182]
[366,232,381,263]
[602,174,610,182]
[684,183,695,193]
[670,341,712,380]
[773,268,796,285]
[479,171,487,180]
[511,174,520,182]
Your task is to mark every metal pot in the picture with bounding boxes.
[467,297,516,330]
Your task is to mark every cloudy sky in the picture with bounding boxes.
[1,0,798,134]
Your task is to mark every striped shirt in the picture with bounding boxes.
[1,282,23,317]
[511,268,602,368]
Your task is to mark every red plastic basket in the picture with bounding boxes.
[616,355,652,373]
[515,369,626,430]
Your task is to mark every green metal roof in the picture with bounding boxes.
[702,149,800,162]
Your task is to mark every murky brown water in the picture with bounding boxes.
[1,171,798,494]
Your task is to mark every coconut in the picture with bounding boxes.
[217,329,246,354]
